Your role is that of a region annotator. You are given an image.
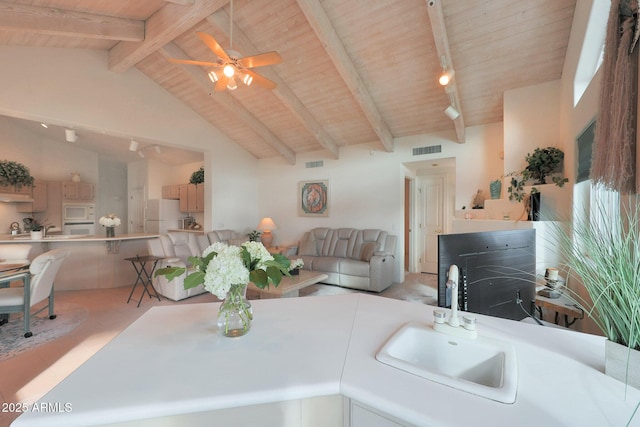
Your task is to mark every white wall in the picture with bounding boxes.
[258,122,503,282]
[0,47,259,232]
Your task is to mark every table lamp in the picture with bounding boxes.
[257,217,278,247]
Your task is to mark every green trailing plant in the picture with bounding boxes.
[550,193,640,351]
[525,147,566,184]
[189,166,204,185]
[0,160,35,190]
[507,147,569,202]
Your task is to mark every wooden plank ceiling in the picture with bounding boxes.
[0,0,576,164]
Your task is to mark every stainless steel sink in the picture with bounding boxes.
[376,321,518,403]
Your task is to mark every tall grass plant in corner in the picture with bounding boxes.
[552,193,640,351]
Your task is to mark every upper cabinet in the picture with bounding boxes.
[16,180,48,213]
[63,181,94,201]
[162,185,181,200]
[177,183,204,213]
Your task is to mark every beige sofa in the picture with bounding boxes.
[146,230,246,301]
[295,228,396,292]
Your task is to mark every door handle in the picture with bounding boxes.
[435,229,442,234]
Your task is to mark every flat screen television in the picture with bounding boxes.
[437,229,536,321]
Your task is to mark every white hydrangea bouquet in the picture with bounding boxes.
[155,241,291,336]
[98,214,121,227]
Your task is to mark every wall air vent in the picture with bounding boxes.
[305,160,324,168]
[412,145,442,156]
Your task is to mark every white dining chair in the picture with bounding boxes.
[0,248,69,338]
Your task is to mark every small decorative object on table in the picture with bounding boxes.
[247,230,261,242]
[289,258,304,275]
[489,178,502,199]
[155,241,291,337]
[99,214,121,237]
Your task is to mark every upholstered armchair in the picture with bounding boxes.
[146,231,206,301]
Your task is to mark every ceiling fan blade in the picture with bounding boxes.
[245,70,277,90]
[237,51,282,69]
[196,31,230,62]
[214,75,229,92]
[167,58,220,68]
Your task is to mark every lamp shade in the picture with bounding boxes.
[257,217,278,231]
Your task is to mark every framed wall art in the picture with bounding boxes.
[298,180,329,217]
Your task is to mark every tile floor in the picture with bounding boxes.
[0,273,436,426]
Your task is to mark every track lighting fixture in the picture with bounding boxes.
[439,69,454,86]
[137,150,145,158]
[129,140,139,152]
[444,105,460,120]
[65,128,78,143]
[154,145,162,154]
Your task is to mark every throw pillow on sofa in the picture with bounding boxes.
[360,242,380,262]
[299,233,318,256]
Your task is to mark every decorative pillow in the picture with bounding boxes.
[360,242,380,262]
[299,233,317,256]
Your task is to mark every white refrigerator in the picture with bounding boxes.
[144,199,181,234]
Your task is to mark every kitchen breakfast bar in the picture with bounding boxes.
[0,233,159,291]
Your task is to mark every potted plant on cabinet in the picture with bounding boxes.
[551,194,640,388]
[190,166,204,185]
[0,160,35,191]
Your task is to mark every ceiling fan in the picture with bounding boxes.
[167,0,281,91]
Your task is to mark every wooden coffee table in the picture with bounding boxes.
[248,270,328,299]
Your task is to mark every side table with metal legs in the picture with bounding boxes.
[125,255,162,307]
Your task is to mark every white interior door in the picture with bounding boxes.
[419,174,445,273]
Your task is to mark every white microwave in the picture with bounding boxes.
[63,203,95,222]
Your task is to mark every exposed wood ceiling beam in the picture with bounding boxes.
[0,1,144,41]
[427,0,465,143]
[164,0,195,5]
[295,0,394,152]
[160,43,296,165]
[207,10,340,159]
[109,0,228,73]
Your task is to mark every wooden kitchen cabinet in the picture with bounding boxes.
[16,180,48,213]
[179,183,204,213]
[162,185,181,200]
[63,181,94,201]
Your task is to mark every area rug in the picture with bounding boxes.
[0,302,88,362]
[299,273,439,306]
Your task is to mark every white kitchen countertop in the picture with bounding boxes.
[0,233,159,243]
[11,294,640,427]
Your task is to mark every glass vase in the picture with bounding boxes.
[106,226,115,238]
[217,283,253,337]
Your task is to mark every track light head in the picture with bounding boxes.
[129,140,139,151]
[439,69,454,86]
[65,128,77,143]
[444,105,460,120]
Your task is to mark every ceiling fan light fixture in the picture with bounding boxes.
[208,70,219,83]
[243,73,253,86]
[223,64,235,78]
[226,77,238,91]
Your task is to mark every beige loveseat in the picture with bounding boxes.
[295,228,396,292]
